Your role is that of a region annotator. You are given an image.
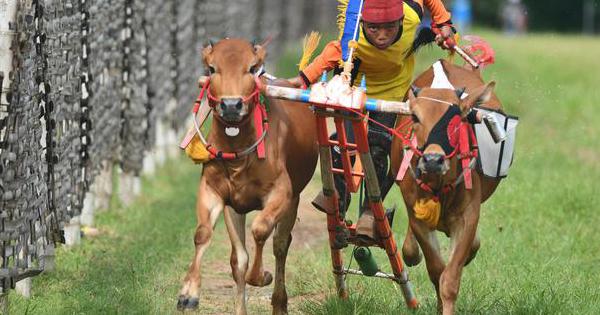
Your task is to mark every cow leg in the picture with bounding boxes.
[178,179,223,311]
[224,207,248,315]
[246,176,292,287]
[402,225,422,266]
[409,217,446,313]
[440,202,480,315]
[271,197,298,315]
[465,229,480,267]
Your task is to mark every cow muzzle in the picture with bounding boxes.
[418,153,450,175]
[219,97,245,122]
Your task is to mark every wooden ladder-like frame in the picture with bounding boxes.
[314,109,418,309]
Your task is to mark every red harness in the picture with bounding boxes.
[395,116,478,198]
[192,76,268,160]
[409,122,479,201]
[348,107,479,200]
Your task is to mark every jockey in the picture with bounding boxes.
[288,0,457,242]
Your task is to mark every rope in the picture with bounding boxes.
[192,76,269,161]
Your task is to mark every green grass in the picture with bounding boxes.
[8,162,206,314]
[8,31,600,314]
[295,31,600,314]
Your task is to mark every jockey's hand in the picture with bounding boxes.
[287,76,305,89]
[435,25,456,50]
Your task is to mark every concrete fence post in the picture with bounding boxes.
[143,151,157,176]
[15,247,32,298]
[80,188,96,227]
[118,167,136,207]
[155,119,168,166]
[94,161,113,211]
[64,216,82,247]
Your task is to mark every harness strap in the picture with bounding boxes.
[459,122,478,189]
[397,136,417,181]
[192,76,268,161]
[254,101,267,159]
[417,96,455,106]
[407,155,477,202]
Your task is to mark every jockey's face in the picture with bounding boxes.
[363,20,402,50]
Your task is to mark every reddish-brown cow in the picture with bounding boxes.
[391,60,504,314]
[177,39,318,315]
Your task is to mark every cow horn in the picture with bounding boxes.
[207,37,220,48]
[455,87,466,99]
[411,85,421,96]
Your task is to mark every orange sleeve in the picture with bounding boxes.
[301,41,342,84]
[414,0,452,25]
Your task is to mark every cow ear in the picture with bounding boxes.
[411,85,421,97]
[255,35,273,63]
[408,88,418,110]
[202,44,213,66]
[254,44,267,66]
[459,81,495,115]
[259,35,273,48]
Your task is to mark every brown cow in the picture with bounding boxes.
[177,39,318,315]
[391,60,503,314]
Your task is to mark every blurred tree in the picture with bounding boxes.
[471,0,600,33]
[583,0,596,34]
[301,0,317,34]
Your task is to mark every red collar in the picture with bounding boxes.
[396,120,479,198]
[192,77,268,161]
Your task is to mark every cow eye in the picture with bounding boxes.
[249,64,258,74]
[208,65,216,74]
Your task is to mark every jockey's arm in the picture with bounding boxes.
[288,41,342,88]
[419,0,451,24]
[415,0,456,48]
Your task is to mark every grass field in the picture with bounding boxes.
[9,31,600,314]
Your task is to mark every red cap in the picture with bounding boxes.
[362,0,404,23]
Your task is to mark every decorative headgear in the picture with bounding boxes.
[362,0,404,23]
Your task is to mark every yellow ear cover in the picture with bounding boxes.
[414,198,441,229]
[299,31,322,71]
[185,134,211,164]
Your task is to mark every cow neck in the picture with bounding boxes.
[209,110,259,159]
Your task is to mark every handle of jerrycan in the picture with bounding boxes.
[482,112,507,143]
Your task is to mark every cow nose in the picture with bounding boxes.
[421,153,445,174]
[220,98,243,115]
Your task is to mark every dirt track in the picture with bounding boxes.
[198,181,328,314]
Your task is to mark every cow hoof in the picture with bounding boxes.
[272,308,288,315]
[247,270,273,287]
[177,295,199,311]
[262,271,273,286]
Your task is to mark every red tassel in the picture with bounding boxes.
[254,98,266,159]
[459,124,472,189]
[397,137,417,181]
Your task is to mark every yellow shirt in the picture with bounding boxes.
[351,3,421,101]
[302,2,424,101]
